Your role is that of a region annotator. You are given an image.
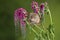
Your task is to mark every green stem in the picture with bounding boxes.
[34,24,44,32]
[32,28,39,36]
[51,30,55,40]
[34,24,45,40]
[26,21,45,40]
[48,9,53,25]
[47,32,50,40]
[38,11,41,17]
[26,21,39,36]
[48,8,55,40]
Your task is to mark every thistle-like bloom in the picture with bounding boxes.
[31,1,40,13]
[14,8,28,39]
[14,8,27,26]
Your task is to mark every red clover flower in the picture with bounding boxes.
[31,1,40,13]
[14,8,28,39]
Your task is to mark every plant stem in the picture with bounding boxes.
[26,21,39,36]
[48,9,53,25]
[34,24,44,32]
[48,8,55,40]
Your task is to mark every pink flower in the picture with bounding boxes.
[14,8,28,39]
[40,3,45,14]
[40,3,45,22]
[14,8,28,27]
[31,1,39,13]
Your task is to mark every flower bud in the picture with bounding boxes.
[40,3,45,14]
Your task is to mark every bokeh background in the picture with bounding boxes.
[0,0,60,40]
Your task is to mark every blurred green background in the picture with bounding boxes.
[0,0,60,40]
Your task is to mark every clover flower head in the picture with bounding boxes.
[31,1,39,13]
[14,8,28,26]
